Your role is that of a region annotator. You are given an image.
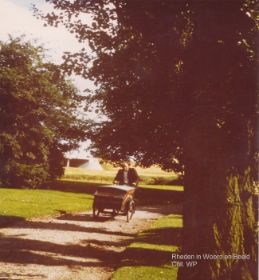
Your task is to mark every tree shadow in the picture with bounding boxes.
[56,211,112,222]
[0,213,137,269]
[40,180,102,194]
[116,204,182,269]
[0,272,44,280]
[56,204,179,224]
[0,235,125,267]
[138,204,182,216]
[58,209,139,223]
[0,204,147,268]
[0,215,25,228]
[136,187,183,204]
[136,227,182,246]
[0,203,180,233]
[122,247,173,266]
[80,238,131,248]
[0,202,182,270]
[8,218,136,238]
[120,226,182,267]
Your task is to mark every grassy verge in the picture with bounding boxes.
[112,213,182,280]
[0,188,93,220]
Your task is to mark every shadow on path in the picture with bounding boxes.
[0,272,44,280]
[8,217,136,238]
[0,235,125,267]
[0,203,182,279]
[0,216,25,228]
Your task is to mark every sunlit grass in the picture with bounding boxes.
[0,188,92,219]
[129,242,179,252]
[112,266,178,280]
[64,166,176,177]
[64,167,116,176]
[152,214,183,228]
[63,167,179,186]
[112,214,182,280]
[140,185,183,191]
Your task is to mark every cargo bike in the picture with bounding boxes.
[92,185,136,222]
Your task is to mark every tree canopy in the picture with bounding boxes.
[38,1,258,279]
[0,37,86,187]
[37,0,257,172]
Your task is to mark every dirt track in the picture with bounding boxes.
[0,204,179,280]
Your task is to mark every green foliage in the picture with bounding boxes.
[38,2,258,279]
[1,161,49,187]
[37,1,258,175]
[0,37,86,187]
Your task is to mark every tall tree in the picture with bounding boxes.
[38,0,258,279]
[0,37,85,187]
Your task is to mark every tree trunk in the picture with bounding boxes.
[178,160,257,280]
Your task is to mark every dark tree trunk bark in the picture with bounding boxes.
[178,154,257,280]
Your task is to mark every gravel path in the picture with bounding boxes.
[0,203,179,280]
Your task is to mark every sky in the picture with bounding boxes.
[0,0,94,92]
[0,0,93,158]
[0,0,82,62]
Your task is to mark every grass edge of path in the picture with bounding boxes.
[111,210,183,280]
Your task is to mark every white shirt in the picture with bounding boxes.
[123,170,128,184]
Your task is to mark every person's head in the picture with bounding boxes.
[128,159,135,167]
[121,162,129,170]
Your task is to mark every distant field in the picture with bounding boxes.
[64,165,175,176]
[140,185,183,191]
[63,166,179,185]
[64,167,116,177]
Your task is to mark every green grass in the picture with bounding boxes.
[0,188,93,219]
[140,185,183,191]
[65,165,175,177]
[129,242,178,252]
[112,214,182,280]
[112,266,178,280]
[62,168,121,185]
[63,167,179,186]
